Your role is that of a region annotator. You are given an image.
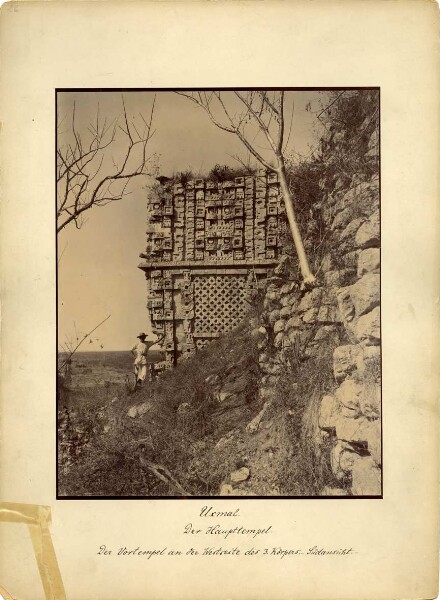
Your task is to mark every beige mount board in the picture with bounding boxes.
[0,1,439,599]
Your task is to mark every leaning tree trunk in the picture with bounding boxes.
[277,162,316,287]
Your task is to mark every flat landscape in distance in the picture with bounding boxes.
[58,350,162,391]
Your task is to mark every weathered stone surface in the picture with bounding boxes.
[230,467,250,483]
[273,331,286,349]
[351,457,381,496]
[280,294,291,307]
[355,210,379,249]
[316,305,340,324]
[340,217,365,241]
[127,406,138,418]
[286,315,302,331]
[298,288,323,312]
[319,394,337,429]
[302,308,318,324]
[280,305,292,319]
[269,309,281,324]
[333,415,381,466]
[331,442,361,477]
[350,273,380,316]
[353,306,381,345]
[333,345,362,382]
[219,483,234,496]
[338,274,380,326]
[335,379,364,416]
[273,319,285,334]
[357,248,380,276]
[331,206,357,231]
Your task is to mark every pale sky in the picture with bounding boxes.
[57,90,328,351]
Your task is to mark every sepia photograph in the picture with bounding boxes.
[56,88,381,499]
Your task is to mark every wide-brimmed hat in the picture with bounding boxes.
[137,332,147,339]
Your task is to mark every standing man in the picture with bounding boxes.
[131,332,164,389]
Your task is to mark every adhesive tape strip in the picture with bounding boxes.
[0,502,66,600]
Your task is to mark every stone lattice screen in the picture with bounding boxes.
[138,171,286,370]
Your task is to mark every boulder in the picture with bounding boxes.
[334,416,381,466]
[335,379,364,416]
[127,406,138,418]
[357,248,380,276]
[331,442,361,478]
[333,345,362,382]
[355,210,380,249]
[127,402,151,418]
[273,319,285,334]
[338,273,380,324]
[286,315,302,331]
[230,467,250,483]
[219,483,234,496]
[297,288,323,312]
[339,217,365,241]
[353,306,381,345]
[302,308,318,323]
[351,457,381,496]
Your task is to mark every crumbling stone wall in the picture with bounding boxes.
[251,130,381,495]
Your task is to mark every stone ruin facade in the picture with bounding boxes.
[138,171,287,372]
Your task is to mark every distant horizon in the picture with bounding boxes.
[58,347,162,354]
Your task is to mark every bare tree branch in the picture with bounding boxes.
[176,90,316,286]
[58,314,111,373]
[57,95,158,233]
